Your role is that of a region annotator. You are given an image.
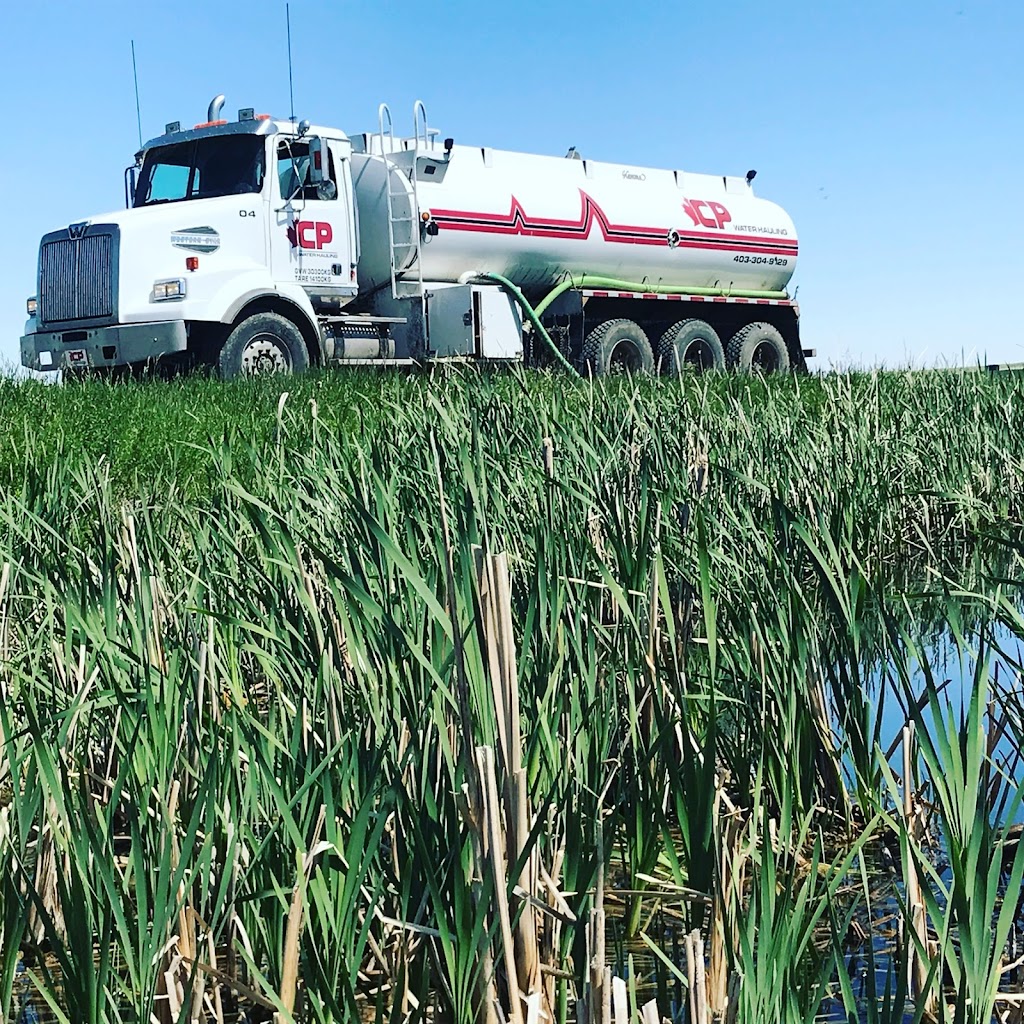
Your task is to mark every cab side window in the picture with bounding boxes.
[277,141,337,201]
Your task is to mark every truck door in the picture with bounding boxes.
[270,137,356,303]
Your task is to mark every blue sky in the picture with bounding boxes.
[1,0,1021,370]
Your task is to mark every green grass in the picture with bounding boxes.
[0,366,1023,1024]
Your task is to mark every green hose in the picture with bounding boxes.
[468,271,580,375]
[466,271,790,377]
[533,275,789,319]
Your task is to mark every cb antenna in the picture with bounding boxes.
[131,39,143,148]
[286,3,296,123]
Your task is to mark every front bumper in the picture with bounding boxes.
[20,320,188,371]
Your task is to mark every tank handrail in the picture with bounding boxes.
[378,103,394,154]
[412,100,430,152]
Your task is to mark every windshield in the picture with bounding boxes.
[134,135,266,207]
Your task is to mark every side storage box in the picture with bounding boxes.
[425,284,523,360]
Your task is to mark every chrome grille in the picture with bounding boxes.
[39,229,117,325]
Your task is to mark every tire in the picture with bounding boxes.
[725,322,790,374]
[218,312,310,378]
[580,319,655,377]
[657,319,725,374]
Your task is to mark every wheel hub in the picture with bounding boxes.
[609,341,641,374]
[683,338,715,370]
[241,334,290,375]
[751,341,780,372]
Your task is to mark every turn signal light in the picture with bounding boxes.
[185,256,200,272]
[26,296,37,317]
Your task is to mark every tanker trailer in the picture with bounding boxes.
[20,97,809,377]
[349,103,807,375]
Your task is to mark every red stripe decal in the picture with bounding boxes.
[430,189,798,258]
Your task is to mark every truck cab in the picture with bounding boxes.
[21,103,364,376]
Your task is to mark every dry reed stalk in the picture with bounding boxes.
[153,780,195,1024]
[902,724,936,1020]
[539,846,574,1015]
[475,548,511,770]
[725,972,740,1024]
[477,744,525,1024]
[278,877,304,1021]
[121,510,142,586]
[168,781,196,966]
[525,991,544,1024]
[25,800,64,945]
[709,796,743,1018]
[188,917,208,1024]
[476,548,552,1017]
[585,816,608,1024]
[207,928,225,1024]
[640,506,663,748]
[433,443,475,770]
[587,509,612,626]
[496,553,543,1001]
[276,805,329,1022]
[542,437,554,479]
[690,445,709,498]
[0,561,11,674]
[693,931,709,1024]
[611,975,628,1024]
[685,932,697,1024]
[640,998,661,1024]
[806,655,849,816]
[146,573,168,674]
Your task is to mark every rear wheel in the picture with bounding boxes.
[725,322,790,373]
[218,312,309,379]
[580,319,655,377]
[657,319,725,374]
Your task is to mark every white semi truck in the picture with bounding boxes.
[21,96,808,377]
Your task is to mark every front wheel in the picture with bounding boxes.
[218,312,309,378]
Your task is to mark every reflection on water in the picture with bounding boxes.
[627,549,1024,1024]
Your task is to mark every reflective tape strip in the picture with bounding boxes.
[579,289,794,307]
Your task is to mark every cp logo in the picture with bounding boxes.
[681,199,732,230]
[287,221,333,249]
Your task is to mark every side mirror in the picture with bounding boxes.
[124,165,137,208]
[308,136,325,185]
[316,179,338,201]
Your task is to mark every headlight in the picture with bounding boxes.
[26,296,37,317]
[152,278,187,301]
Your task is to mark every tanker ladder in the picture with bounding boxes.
[378,101,436,303]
